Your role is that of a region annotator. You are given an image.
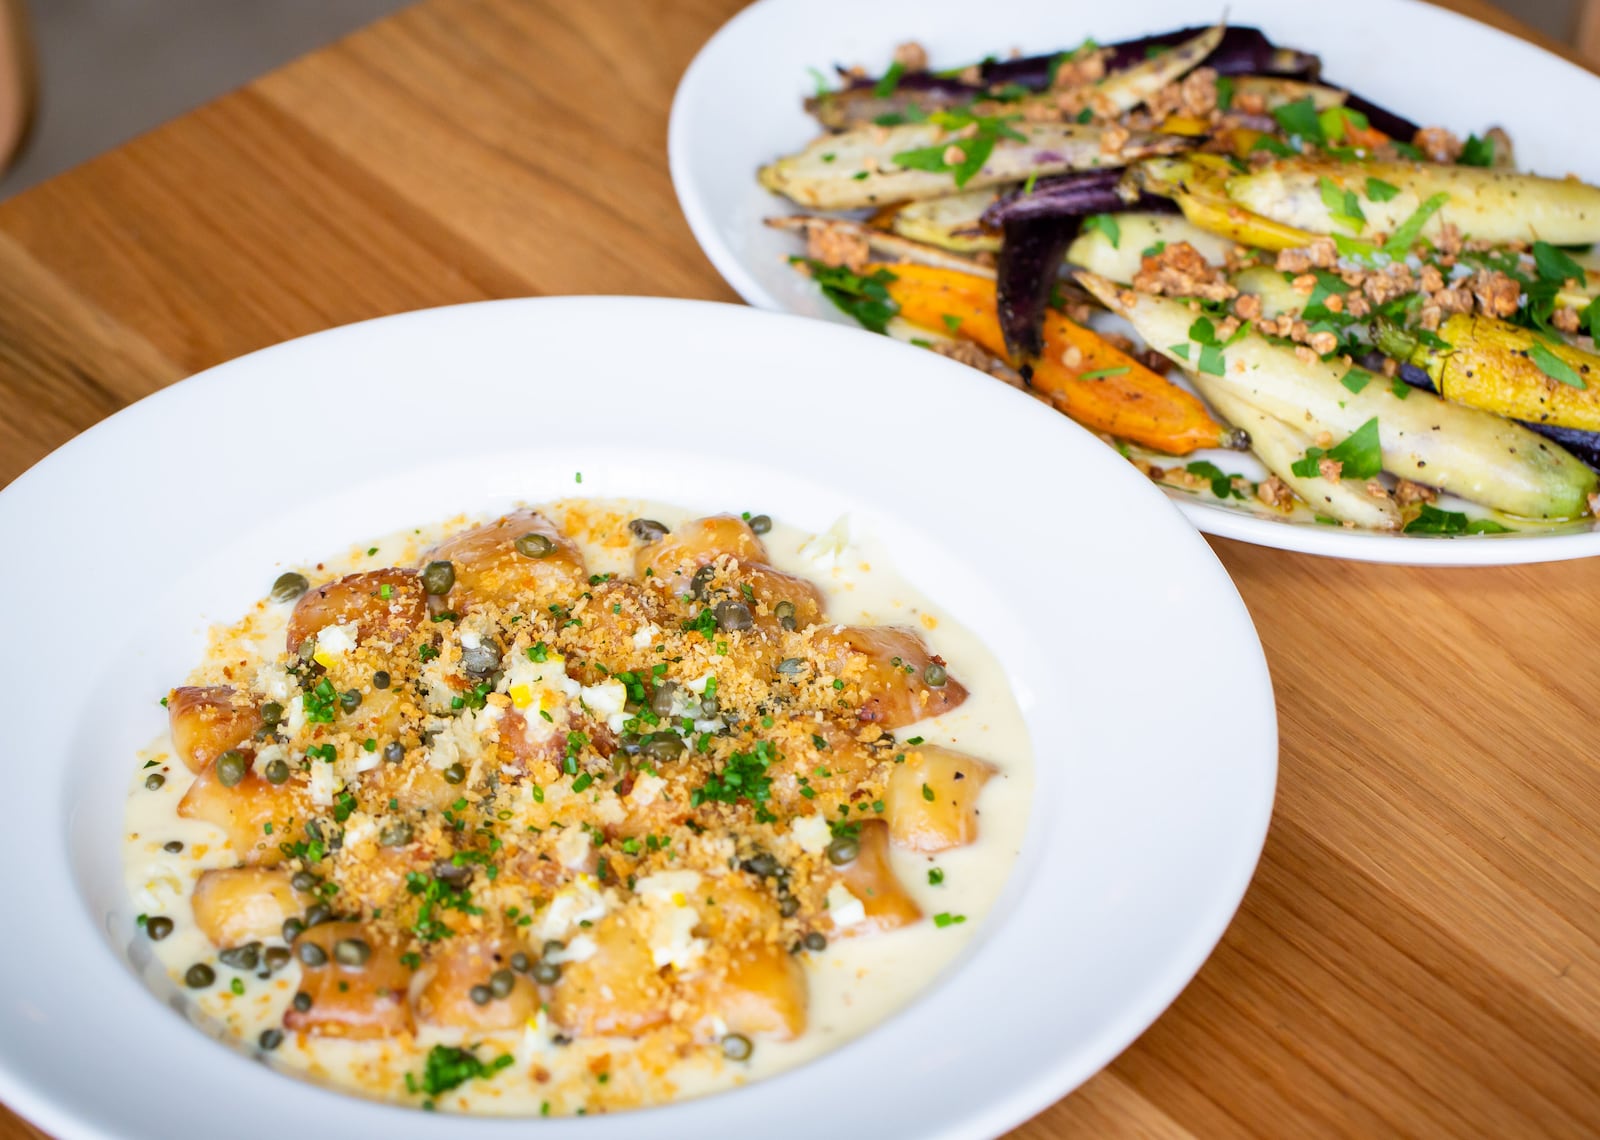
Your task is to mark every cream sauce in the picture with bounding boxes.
[122,499,1033,1115]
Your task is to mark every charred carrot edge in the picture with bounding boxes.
[882,262,1242,455]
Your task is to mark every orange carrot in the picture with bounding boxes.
[881,263,1243,455]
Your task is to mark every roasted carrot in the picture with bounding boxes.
[881,263,1246,455]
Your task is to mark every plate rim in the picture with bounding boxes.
[0,295,1277,1140]
[666,0,1600,566]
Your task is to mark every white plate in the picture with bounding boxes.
[0,298,1274,1139]
[669,0,1600,564]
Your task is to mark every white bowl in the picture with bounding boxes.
[669,0,1600,564]
[0,297,1275,1139]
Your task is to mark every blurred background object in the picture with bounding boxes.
[0,0,407,196]
[0,0,1588,199]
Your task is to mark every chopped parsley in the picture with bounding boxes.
[1079,365,1130,380]
[1341,368,1373,394]
[407,1045,514,1098]
[1318,175,1366,233]
[1364,177,1400,203]
[889,111,1024,188]
[932,912,967,928]
[1382,193,1450,256]
[928,868,945,886]
[692,741,775,813]
[1185,460,1246,500]
[1457,133,1495,167]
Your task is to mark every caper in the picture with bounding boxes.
[281,918,305,942]
[775,600,797,631]
[162,840,184,853]
[461,642,501,676]
[291,870,321,893]
[924,663,948,688]
[304,903,332,927]
[334,938,370,967]
[383,741,406,764]
[742,852,779,878]
[297,640,316,663]
[421,560,456,596]
[264,758,290,785]
[144,772,166,791]
[698,692,719,718]
[145,916,174,941]
[339,688,362,712]
[714,600,753,632]
[258,1028,284,1051]
[649,680,680,718]
[216,750,247,788]
[721,1033,754,1061]
[531,960,561,984]
[826,836,859,866]
[689,565,716,600]
[628,518,669,542]
[778,896,799,918]
[748,514,772,535]
[776,657,805,675]
[642,732,686,763]
[219,942,261,970]
[260,701,284,726]
[510,951,531,973]
[264,947,291,974]
[803,932,827,952]
[270,572,310,603]
[443,762,466,785]
[489,968,516,999]
[434,861,473,887]
[297,942,328,967]
[292,991,313,1013]
[185,963,216,989]
[305,820,324,842]
[469,984,493,1005]
[542,939,565,956]
[514,532,556,559]
[378,820,413,847]
[372,670,391,690]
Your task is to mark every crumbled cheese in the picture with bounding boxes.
[592,794,625,826]
[548,935,597,964]
[798,514,851,571]
[632,622,661,649]
[423,708,498,772]
[790,814,831,856]
[629,773,666,807]
[534,875,609,941]
[635,871,708,971]
[311,622,359,667]
[253,663,297,704]
[580,678,628,733]
[500,650,581,734]
[826,883,867,929]
[135,862,184,911]
[554,825,594,869]
[307,757,343,807]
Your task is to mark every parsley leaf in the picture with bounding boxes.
[1341,368,1373,394]
[1364,177,1400,203]
[1271,97,1323,146]
[1404,504,1514,535]
[1529,340,1588,389]
[1082,213,1121,249]
[795,259,899,334]
[873,61,905,98]
[1457,134,1495,167]
[1185,460,1245,500]
[1382,193,1450,257]
[1290,417,1382,480]
[1532,241,1585,288]
[1318,176,1365,233]
[1215,75,1235,111]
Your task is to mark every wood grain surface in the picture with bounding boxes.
[2,1,1597,1136]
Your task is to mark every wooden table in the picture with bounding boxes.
[3,1,1597,1136]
